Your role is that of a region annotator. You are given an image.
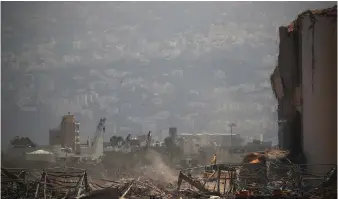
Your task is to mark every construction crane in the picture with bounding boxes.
[90,118,106,162]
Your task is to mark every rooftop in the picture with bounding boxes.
[27,149,53,155]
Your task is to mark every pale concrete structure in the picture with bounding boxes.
[270,6,336,175]
[49,113,80,153]
[300,11,337,174]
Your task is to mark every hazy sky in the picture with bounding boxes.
[1,2,335,147]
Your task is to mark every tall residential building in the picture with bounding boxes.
[49,113,80,153]
[169,127,177,140]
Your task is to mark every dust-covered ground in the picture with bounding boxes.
[99,149,179,184]
[2,148,181,198]
[2,148,178,183]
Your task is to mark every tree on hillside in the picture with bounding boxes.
[109,135,124,147]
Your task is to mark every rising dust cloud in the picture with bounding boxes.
[143,150,177,183]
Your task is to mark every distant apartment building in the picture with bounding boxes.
[49,113,80,153]
[245,140,272,153]
[179,134,200,155]
[193,133,243,148]
[179,133,244,155]
[169,127,177,140]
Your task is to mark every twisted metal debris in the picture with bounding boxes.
[1,168,31,199]
[89,177,175,199]
[34,167,90,198]
[1,166,91,199]
[1,161,336,199]
[177,159,337,199]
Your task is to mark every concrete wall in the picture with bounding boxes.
[181,138,199,155]
[301,15,337,174]
[270,67,284,100]
[273,26,302,156]
[26,153,55,162]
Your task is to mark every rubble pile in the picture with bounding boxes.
[88,177,175,199]
[1,161,337,199]
[176,159,337,199]
[89,176,224,199]
[1,168,29,199]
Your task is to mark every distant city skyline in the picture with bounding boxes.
[1,2,335,148]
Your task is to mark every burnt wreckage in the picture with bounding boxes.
[1,166,176,199]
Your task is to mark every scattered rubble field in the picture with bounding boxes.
[1,158,336,199]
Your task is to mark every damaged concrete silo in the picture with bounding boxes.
[270,5,337,174]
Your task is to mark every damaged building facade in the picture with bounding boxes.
[49,113,80,153]
[270,6,337,174]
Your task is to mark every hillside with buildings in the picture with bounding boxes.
[6,2,337,146]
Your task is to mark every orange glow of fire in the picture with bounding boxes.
[249,159,260,164]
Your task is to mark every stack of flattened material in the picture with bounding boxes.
[239,153,268,190]
[238,163,267,189]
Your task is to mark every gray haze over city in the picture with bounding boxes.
[1,2,335,149]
